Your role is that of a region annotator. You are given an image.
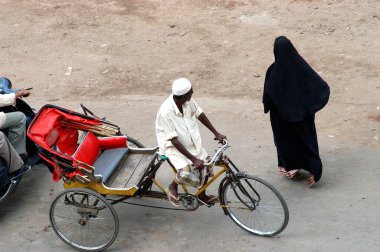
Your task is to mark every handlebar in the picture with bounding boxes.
[203,139,229,166]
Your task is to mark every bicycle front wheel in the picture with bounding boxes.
[220,175,289,236]
[50,188,119,252]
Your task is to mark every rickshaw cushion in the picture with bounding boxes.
[56,128,79,155]
[72,132,100,165]
[98,136,127,149]
[93,148,128,183]
[46,127,79,156]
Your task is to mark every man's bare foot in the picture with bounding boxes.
[165,185,180,207]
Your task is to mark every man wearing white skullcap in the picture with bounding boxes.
[155,78,227,206]
[171,78,192,96]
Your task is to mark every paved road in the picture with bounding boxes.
[0,96,378,251]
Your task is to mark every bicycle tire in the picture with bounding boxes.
[220,174,289,236]
[50,188,119,252]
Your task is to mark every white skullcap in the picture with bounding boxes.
[172,78,192,96]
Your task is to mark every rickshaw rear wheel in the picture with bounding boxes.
[50,188,119,252]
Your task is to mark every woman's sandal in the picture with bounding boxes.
[286,169,300,179]
[278,166,287,176]
[307,175,316,188]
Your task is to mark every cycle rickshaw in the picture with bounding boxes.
[27,104,289,252]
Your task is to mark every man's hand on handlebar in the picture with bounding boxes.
[192,158,204,170]
[214,132,227,144]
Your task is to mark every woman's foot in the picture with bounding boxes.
[278,166,287,176]
[279,167,301,179]
[286,169,300,179]
[307,175,316,187]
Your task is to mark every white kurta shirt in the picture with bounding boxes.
[155,95,208,169]
[0,93,16,127]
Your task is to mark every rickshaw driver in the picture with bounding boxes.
[155,78,227,206]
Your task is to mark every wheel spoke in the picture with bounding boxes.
[54,215,82,220]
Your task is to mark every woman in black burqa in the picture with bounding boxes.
[263,36,330,187]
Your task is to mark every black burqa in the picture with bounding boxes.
[263,36,330,182]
